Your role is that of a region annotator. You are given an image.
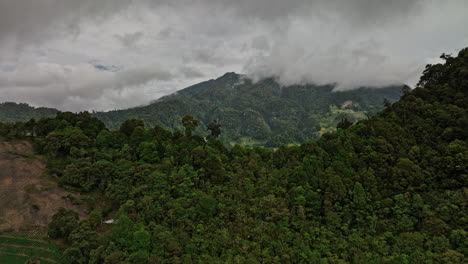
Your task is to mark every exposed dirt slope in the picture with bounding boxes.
[0,140,85,233]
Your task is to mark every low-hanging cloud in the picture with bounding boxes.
[0,62,175,111]
[0,0,467,110]
[240,0,468,89]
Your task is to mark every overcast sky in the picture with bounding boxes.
[0,0,467,111]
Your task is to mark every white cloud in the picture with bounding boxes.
[0,62,175,111]
[0,0,467,110]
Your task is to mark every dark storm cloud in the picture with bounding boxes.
[0,0,423,45]
[179,66,205,79]
[0,62,175,111]
[0,0,467,110]
[201,0,423,25]
[251,36,270,51]
[0,0,132,45]
[115,32,144,48]
[117,65,174,88]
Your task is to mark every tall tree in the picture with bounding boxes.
[182,115,200,137]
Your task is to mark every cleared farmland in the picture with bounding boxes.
[0,235,62,264]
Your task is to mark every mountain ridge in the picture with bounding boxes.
[0,102,58,123]
[95,72,404,146]
[0,48,466,263]
[0,73,404,147]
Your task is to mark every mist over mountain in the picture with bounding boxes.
[1,0,468,263]
[0,73,402,147]
[0,1,466,111]
[1,48,467,264]
[95,73,403,146]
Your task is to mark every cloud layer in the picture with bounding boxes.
[0,0,467,111]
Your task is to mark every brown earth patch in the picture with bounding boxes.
[0,140,86,234]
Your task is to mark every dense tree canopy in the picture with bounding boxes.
[1,48,467,263]
[94,74,403,147]
[0,102,58,123]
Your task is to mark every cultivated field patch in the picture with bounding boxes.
[0,235,62,264]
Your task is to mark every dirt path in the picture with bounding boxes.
[0,140,86,233]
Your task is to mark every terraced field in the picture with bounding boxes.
[0,140,87,263]
[0,235,62,263]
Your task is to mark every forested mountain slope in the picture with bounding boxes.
[0,102,58,123]
[95,74,403,146]
[0,48,467,263]
[1,76,401,147]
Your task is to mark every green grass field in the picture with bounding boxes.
[0,235,62,264]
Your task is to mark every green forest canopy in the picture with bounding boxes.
[0,102,58,123]
[94,74,403,147]
[0,75,403,148]
[0,48,467,263]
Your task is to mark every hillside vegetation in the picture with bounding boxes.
[0,102,58,123]
[95,74,402,147]
[0,48,467,263]
[0,76,401,147]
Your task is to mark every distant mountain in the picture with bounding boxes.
[95,73,403,147]
[1,49,467,263]
[0,102,58,123]
[0,74,404,147]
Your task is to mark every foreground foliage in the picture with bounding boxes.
[1,49,467,263]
